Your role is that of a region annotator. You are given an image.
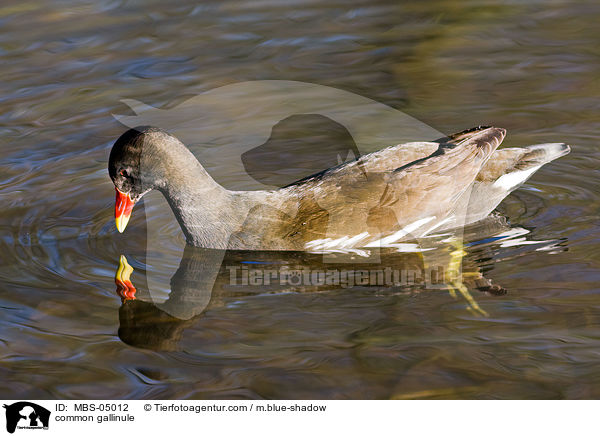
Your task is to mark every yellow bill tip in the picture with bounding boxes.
[115,215,130,233]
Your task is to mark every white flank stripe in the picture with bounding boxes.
[365,216,436,247]
[493,165,542,190]
[421,216,453,236]
[304,232,370,251]
[339,232,370,248]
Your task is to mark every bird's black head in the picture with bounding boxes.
[109,126,168,232]
[109,126,160,201]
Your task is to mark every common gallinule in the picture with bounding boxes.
[109,125,569,250]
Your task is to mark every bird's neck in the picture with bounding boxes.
[152,142,248,248]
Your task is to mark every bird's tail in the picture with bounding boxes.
[513,143,571,170]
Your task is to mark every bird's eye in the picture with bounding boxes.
[120,169,129,178]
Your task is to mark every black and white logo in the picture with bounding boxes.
[3,402,50,434]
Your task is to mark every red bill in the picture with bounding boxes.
[115,187,135,233]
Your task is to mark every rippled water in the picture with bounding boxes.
[1,0,599,399]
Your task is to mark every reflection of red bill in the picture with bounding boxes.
[115,254,136,301]
[115,188,134,233]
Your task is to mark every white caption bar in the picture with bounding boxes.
[0,400,596,436]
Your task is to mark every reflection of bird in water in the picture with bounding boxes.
[113,214,562,351]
